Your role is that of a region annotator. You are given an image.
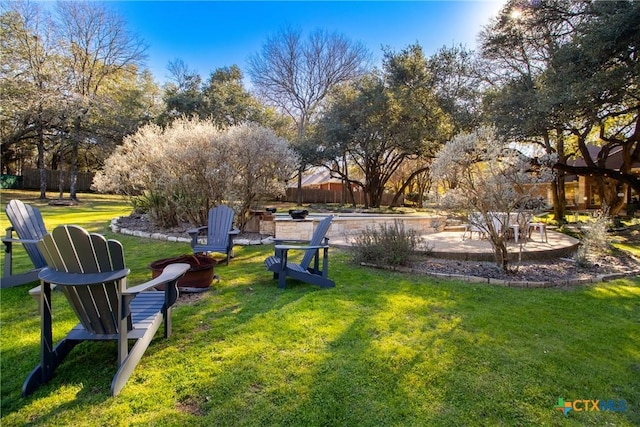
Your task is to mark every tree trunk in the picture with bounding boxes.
[69,116,81,201]
[551,129,566,222]
[37,112,47,200]
[601,177,625,216]
[551,178,566,223]
[296,167,303,205]
[57,141,65,199]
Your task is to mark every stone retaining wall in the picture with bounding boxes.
[273,215,447,240]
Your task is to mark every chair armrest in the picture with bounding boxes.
[273,239,311,245]
[2,237,40,244]
[28,283,57,299]
[38,268,130,286]
[186,225,208,236]
[124,263,190,295]
[229,228,240,236]
[275,244,329,251]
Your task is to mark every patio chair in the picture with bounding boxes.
[264,215,335,289]
[22,224,190,397]
[462,212,487,240]
[187,205,240,265]
[2,199,48,288]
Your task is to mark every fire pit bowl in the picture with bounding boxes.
[149,254,217,293]
[288,209,309,220]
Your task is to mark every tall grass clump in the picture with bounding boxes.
[575,208,612,267]
[350,219,424,266]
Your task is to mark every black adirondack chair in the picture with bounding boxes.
[2,200,48,288]
[187,205,240,265]
[22,225,190,397]
[264,215,335,289]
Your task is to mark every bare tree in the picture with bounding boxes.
[55,0,147,200]
[166,59,199,92]
[248,27,370,203]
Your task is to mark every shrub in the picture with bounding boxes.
[574,208,612,267]
[350,220,424,266]
[93,118,298,229]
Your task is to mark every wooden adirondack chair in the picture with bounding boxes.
[264,216,335,289]
[187,205,240,265]
[22,225,190,397]
[2,200,48,288]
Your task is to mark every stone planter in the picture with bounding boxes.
[149,254,217,293]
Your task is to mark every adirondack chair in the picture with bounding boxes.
[264,216,335,289]
[2,200,48,288]
[187,205,240,265]
[22,225,190,397]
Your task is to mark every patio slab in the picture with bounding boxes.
[331,229,579,261]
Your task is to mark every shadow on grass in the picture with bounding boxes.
[2,243,639,426]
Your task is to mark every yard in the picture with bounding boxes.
[1,191,639,426]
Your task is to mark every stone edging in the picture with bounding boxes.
[360,262,640,289]
[109,218,274,246]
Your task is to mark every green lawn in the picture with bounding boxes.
[1,191,639,426]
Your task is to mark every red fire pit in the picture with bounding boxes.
[149,254,217,293]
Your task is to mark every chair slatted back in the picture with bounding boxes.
[37,225,127,335]
[5,200,48,269]
[206,205,235,247]
[300,216,333,269]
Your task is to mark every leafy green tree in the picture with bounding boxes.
[202,65,264,127]
[428,44,483,135]
[89,66,163,168]
[315,44,449,208]
[158,59,204,125]
[478,0,584,222]
[543,0,640,214]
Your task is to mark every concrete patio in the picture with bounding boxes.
[330,229,580,261]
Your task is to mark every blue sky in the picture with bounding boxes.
[109,1,506,84]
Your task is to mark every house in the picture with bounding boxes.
[555,145,639,210]
[288,169,347,192]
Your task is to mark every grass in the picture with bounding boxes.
[1,191,639,426]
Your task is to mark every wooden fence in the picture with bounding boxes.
[284,188,403,206]
[21,168,95,192]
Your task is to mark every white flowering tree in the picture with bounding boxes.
[431,126,554,271]
[222,122,298,230]
[93,117,297,229]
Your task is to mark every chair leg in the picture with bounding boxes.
[22,339,79,396]
[111,313,164,396]
[4,239,13,276]
[278,273,287,289]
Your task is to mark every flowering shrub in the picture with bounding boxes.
[93,118,298,228]
[221,122,299,230]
